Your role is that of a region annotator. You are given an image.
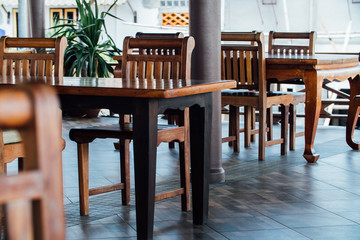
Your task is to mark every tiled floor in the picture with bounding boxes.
[10,115,360,239]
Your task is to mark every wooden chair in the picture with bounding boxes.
[221,32,293,160]
[69,36,195,215]
[0,83,65,240]
[113,32,185,149]
[267,31,315,150]
[0,36,67,174]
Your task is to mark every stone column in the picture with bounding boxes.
[29,0,45,37]
[190,0,225,183]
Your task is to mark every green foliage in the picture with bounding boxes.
[51,0,121,77]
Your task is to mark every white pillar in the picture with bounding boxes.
[18,0,28,37]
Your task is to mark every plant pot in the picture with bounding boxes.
[63,108,101,118]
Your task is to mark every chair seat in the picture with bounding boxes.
[69,123,181,143]
[3,130,21,145]
[271,91,305,104]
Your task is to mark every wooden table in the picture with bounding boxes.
[0,76,236,239]
[266,53,360,163]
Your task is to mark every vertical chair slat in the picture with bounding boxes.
[45,60,52,77]
[154,62,163,79]
[14,60,21,76]
[245,51,252,85]
[252,50,259,86]
[5,60,12,76]
[225,50,232,80]
[239,50,245,85]
[30,59,37,76]
[171,62,179,80]
[232,50,239,82]
[38,60,45,77]
[22,60,30,77]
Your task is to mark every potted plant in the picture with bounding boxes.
[51,0,121,77]
[51,0,121,117]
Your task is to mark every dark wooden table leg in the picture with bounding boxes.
[190,94,210,225]
[133,99,158,240]
[303,70,322,163]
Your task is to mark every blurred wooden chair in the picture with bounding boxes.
[221,32,293,160]
[69,36,195,215]
[0,84,65,240]
[267,31,315,150]
[0,36,67,174]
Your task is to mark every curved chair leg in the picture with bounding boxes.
[346,97,360,150]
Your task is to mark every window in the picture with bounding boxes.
[160,0,189,26]
[50,8,77,27]
[160,0,188,7]
[12,9,18,37]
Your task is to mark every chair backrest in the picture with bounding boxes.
[0,36,67,77]
[268,31,316,55]
[135,32,184,39]
[0,83,65,239]
[121,36,195,80]
[221,32,266,92]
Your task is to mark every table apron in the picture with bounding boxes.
[59,93,210,115]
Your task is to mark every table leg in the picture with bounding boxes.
[190,95,210,225]
[303,70,322,163]
[133,99,158,240]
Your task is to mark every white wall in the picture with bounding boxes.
[223,0,360,52]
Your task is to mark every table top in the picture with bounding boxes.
[0,76,236,99]
[266,53,359,68]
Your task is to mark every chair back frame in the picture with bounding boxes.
[0,36,67,77]
[268,31,316,55]
[221,32,266,97]
[121,37,195,80]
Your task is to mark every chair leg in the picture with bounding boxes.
[280,105,289,156]
[179,109,191,211]
[119,139,131,205]
[251,108,256,142]
[228,107,233,147]
[266,108,273,141]
[258,107,266,160]
[289,104,296,151]
[244,106,252,147]
[229,105,239,152]
[77,143,89,216]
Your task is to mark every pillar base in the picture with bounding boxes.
[209,167,225,183]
